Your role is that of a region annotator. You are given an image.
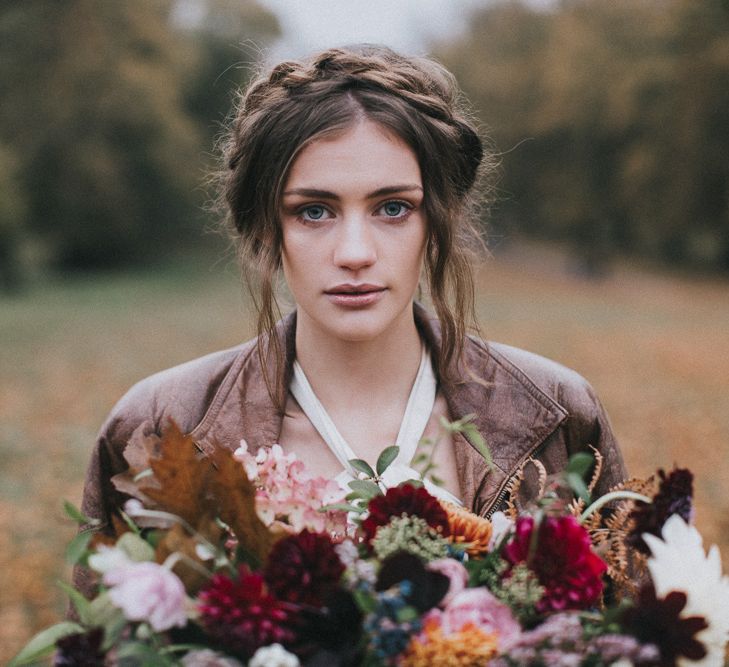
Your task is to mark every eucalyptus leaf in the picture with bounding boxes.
[8,621,84,666]
[567,451,594,477]
[117,531,155,562]
[376,445,399,476]
[63,500,99,526]
[57,580,92,626]
[349,458,376,478]
[567,472,591,503]
[117,640,175,666]
[348,479,381,499]
[65,530,93,565]
[321,502,366,514]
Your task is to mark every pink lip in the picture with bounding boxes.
[324,283,387,307]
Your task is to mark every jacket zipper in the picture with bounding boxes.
[482,439,550,519]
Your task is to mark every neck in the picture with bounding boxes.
[294,304,423,412]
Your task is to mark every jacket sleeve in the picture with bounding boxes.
[559,373,628,499]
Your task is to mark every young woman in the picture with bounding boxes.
[78,45,626,581]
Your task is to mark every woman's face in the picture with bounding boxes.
[280,120,427,345]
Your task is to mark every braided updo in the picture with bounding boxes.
[218,44,491,404]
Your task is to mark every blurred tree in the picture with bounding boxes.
[0,144,26,292]
[174,0,280,144]
[438,0,729,273]
[0,0,278,270]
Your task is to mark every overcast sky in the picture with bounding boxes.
[256,0,489,62]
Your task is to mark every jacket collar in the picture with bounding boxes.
[192,304,567,514]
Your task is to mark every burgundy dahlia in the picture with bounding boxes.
[362,483,450,543]
[622,583,707,666]
[503,515,607,612]
[198,566,295,657]
[627,467,693,554]
[264,529,345,607]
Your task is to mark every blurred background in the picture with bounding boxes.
[1,0,728,660]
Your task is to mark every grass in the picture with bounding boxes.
[2,241,728,662]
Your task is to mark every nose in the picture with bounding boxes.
[332,216,377,271]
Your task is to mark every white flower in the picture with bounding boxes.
[88,545,134,574]
[488,510,515,550]
[181,649,243,667]
[248,643,300,667]
[644,514,729,666]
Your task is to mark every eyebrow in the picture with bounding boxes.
[282,184,423,200]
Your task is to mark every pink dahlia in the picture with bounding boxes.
[503,515,606,612]
[264,529,345,607]
[362,484,450,543]
[198,566,295,658]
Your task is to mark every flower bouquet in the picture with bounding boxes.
[11,420,729,666]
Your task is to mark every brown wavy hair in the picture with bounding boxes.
[217,44,491,406]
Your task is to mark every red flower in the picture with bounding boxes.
[503,515,607,612]
[264,529,345,607]
[362,484,450,543]
[198,566,295,657]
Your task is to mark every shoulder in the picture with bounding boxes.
[464,336,605,425]
[98,339,257,447]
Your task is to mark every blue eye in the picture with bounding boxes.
[380,201,410,218]
[301,205,327,221]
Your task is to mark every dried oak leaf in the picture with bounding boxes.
[207,446,275,565]
[116,420,275,567]
[139,420,216,526]
[111,422,162,506]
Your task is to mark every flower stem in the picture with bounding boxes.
[580,491,651,523]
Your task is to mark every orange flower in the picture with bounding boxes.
[442,502,493,557]
[400,618,499,666]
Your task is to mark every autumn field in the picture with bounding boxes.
[1,242,728,663]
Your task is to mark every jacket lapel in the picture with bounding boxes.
[414,305,567,514]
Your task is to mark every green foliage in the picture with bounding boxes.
[0,0,278,270]
[376,445,399,476]
[565,451,595,503]
[8,621,84,666]
[438,0,729,272]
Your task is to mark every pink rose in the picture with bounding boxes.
[104,561,187,631]
[440,588,521,649]
[427,558,469,607]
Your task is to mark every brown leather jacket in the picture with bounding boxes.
[80,304,626,531]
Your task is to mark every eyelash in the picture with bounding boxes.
[295,200,414,224]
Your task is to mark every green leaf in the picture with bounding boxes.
[320,502,366,514]
[567,472,590,503]
[117,532,155,562]
[395,605,419,623]
[440,414,494,470]
[567,451,594,478]
[57,581,91,626]
[65,530,93,565]
[117,640,175,666]
[8,621,84,666]
[349,458,376,478]
[63,500,99,527]
[352,588,378,614]
[348,479,382,499]
[376,445,399,476]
